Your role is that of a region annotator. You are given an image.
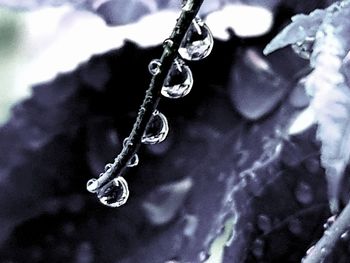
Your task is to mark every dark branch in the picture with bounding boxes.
[88,0,205,192]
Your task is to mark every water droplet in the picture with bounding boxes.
[161,59,193,99]
[291,37,314,59]
[123,137,132,147]
[341,231,349,240]
[97,177,129,208]
[252,238,265,259]
[148,59,162,75]
[86,179,99,193]
[257,214,272,233]
[104,163,113,171]
[163,38,174,49]
[179,18,214,61]
[295,182,313,205]
[302,245,315,262]
[198,250,210,262]
[127,154,139,168]
[323,215,336,230]
[307,246,315,255]
[142,110,169,144]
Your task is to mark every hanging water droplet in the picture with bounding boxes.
[295,182,313,205]
[142,110,169,144]
[86,178,99,193]
[291,37,314,60]
[97,177,129,208]
[104,163,113,171]
[161,59,193,99]
[179,18,214,61]
[148,59,162,76]
[127,154,139,168]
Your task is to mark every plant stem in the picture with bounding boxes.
[88,0,204,192]
[302,203,350,263]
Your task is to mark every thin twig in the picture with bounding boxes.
[88,0,204,192]
[302,203,350,263]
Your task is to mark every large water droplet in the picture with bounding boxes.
[291,37,314,60]
[142,110,169,144]
[161,59,193,99]
[97,177,129,208]
[179,18,214,61]
[295,182,313,205]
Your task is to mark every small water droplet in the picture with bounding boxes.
[291,37,314,59]
[320,247,327,254]
[148,59,162,75]
[302,245,315,262]
[161,58,193,99]
[86,179,98,193]
[142,110,169,144]
[252,238,265,259]
[127,154,139,168]
[295,182,313,205]
[306,245,315,255]
[123,137,133,147]
[104,163,113,171]
[323,215,336,230]
[341,231,349,240]
[97,177,129,208]
[179,18,214,61]
[257,214,272,233]
[163,38,174,49]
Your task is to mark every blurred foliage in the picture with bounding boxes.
[0,8,22,124]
